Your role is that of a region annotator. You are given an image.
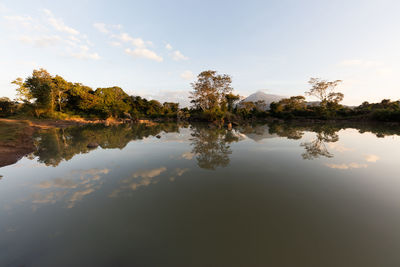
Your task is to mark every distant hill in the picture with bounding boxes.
[306,101,320,107]
[240,91,286,110]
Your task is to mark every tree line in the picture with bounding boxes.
[1,68,400,122]
[1,69,180,120]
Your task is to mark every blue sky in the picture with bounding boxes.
[1,0,400,106]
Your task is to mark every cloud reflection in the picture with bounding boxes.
[365,154,379,163]
[325,163,368,170]
[31,168,109,209]
[109,166,191,198]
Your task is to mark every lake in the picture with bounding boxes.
[1,122,400,267]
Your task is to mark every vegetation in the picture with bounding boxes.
[1,69,400,123]
[5,68,180,120]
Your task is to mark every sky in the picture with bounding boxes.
[1,0,400,106]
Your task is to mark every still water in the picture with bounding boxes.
[1,122,400,267]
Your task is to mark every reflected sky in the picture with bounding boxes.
[1,122,400,266]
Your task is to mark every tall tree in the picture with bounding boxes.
[52,75,71,112]
[306,78,343,108]
[25,69,55,113]
[190,70,233,111]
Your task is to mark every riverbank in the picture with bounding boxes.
[0,120,36,168]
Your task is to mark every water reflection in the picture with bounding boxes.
[300,131,338,160]
[31,168,109,209]
[14,121,400,171]
[190,125,240,170]
[32,123,181,166]
[2,121,400,266]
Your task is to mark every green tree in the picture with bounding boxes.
[25,69,55,115]
[67,83,99,113]
[52,75,71,112]
[190,70,233,112]
[270,96,307,114]
[95,87,130,118]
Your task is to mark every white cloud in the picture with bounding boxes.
[166,43,173,50]
[42,9,79,35]
[115,32,146,48]
[172,50,188,61]
[71,45,100,60]
[365,154,379,163]
[68,35,80,42]
[110,41,121,47]
[18,35,62,47]
[7,9,100,60]
[180,70,194,80]
[93,22,109,34]
[125,48,163,62]
[3,15,33,27]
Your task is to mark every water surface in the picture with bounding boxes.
[1,122,400,267]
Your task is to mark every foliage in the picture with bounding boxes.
[0,97,17,117]
[190,70,233,112]
[306,78,343,108]
[7,69,179,120]
[4,69,400,123]
[94,87,130,118]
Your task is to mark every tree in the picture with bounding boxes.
[25,69,55,114]
[67,83,99,113]
[146,100,163,116]
[271,96,306,113]
[225,93,240,112]
[306,78,343,108]
[254,100,267,111]
[12,77,32,102]
[0,97,16,117]
[52,75,71,112]
[240,101,256,112]
[163,102,179,114]
[190,70,233,111]
[95,87,130,118]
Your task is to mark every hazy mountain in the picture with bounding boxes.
[241,91,286,110]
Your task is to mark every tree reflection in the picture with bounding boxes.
[268,122,304,140]
[190,125,239,170]
[300,132,337,160]
[33,123,180,166]
[21,121,400,167]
